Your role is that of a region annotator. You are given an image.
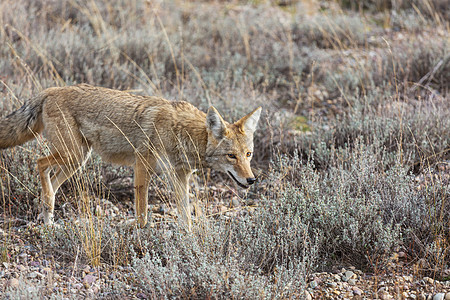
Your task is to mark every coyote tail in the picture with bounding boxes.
[0,93,46,149]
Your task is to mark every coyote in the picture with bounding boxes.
[0,84,261,229]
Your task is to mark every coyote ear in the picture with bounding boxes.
[236,107,262,134]
[206,106,227,140]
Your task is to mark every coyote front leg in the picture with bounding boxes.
[174,169,193,231]
[134,154,154,228]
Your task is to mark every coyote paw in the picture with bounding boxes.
[117,218,152,229]
[36,212,62,230]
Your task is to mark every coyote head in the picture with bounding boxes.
[205,106,262,189]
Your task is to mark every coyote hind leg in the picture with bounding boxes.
[37,150,90,224]
[134,153,155,228]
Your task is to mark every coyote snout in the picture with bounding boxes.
[0,84,262,230]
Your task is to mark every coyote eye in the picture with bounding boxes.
[227,154,236,159]
[246,152,252,157]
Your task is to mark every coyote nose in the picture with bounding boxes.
[246,177,256,185]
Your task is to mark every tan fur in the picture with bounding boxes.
[0,84,261,229]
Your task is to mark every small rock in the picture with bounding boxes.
[30,261,40,267]
[353,287,363,296]
[304,291,312,300]
[379,291,393,300]
[136,292,147,299]
[348,278,356,285]
[342,270,355,282]
[309,280,318,289]
[345,270,355,278]
[398,251,406,258]
[327,282,337,288]
[7,278,20,288]
[434,294,445,300]
[73,283,83,289]
[28,271,38,279]
[83,274,96,285]
[404,275,413,282]
[2,262,9,269]
[445,293,450,300]
[231,197,240,207]
[17,265,27,272]
[19,253,28,260]
[246,199,256,206]
[418,293,427,300]
[424,277,434,284]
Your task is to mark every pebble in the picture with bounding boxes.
[379,291,393,300]
[342,270,355,282]
[218,205,228,213]
[30,261,40,267]
[305,291,313,300]
[73,283,83,289]
[17,264,27,272]
[445,293,450,300]
[348,278,356,285]
[83,274,96,285]
[92,283,100,294]
[136,292,148,299]
[424,277,434,284]
[231,198,240,207]
[434,294,445,300]
[353,287,363,295]
[309,280,318,289]
[7,278,20,288]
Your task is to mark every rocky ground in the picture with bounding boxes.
[2,207,450,299]
[2,225,450,299]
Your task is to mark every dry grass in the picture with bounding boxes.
[0,0,449,298]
